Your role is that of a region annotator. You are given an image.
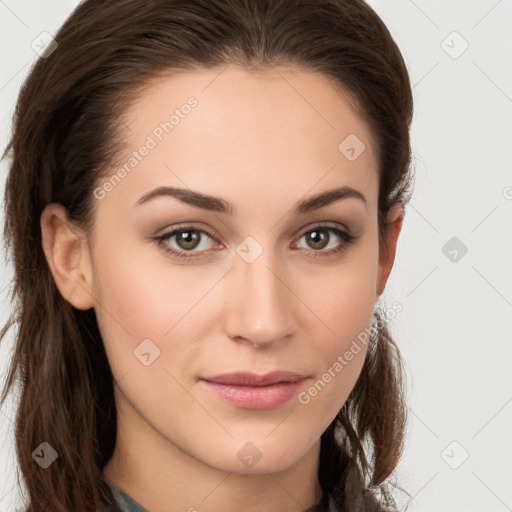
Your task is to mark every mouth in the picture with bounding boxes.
[199,371,308,410]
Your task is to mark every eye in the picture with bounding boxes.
[292,224,357,258]
[153,226,219,260]
[152,222,358,261]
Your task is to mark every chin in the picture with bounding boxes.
[197,436,313,475]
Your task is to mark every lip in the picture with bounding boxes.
[200,371,308,410]
[202,371,307,386]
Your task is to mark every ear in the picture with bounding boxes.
[40,203,95,310]
[376,202,405,298]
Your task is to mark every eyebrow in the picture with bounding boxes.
[136,185,367,215]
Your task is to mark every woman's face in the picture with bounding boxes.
[44,65,401,479]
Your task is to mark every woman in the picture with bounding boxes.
[0,0,414,510]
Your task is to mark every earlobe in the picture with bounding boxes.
[376,202,405,298]
[40,203,95,311]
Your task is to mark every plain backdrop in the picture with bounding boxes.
[0,1,511,511]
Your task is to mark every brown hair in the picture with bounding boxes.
[1,0,414,510]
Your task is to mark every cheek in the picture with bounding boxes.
[300,240,379,347]
[296,241,378,405]
[90,236,223,381]
[91,235,191,337]
[88,233,174,376]
[295,290,372,422]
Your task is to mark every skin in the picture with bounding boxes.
[40,65,404,512]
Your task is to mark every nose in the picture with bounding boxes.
[223,248,297,349]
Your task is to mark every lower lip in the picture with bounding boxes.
[201,379,306,410]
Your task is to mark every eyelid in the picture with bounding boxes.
[154,221,217,238]
[155,220,351,244]
[291,220,352,238]
[155,223,221,247]
[153,221,356,260]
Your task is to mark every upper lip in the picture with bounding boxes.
[201,371,307,386]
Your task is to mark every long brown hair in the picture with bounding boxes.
[1,1,414,510]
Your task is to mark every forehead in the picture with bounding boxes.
[103,65,379,213]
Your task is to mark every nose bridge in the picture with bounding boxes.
[224,240,295,346]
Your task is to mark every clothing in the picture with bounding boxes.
[104,479,149,512]
[103,477,338,512]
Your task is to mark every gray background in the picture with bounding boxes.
[1,1,511,510]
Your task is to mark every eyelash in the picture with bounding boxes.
[152,223,357,261]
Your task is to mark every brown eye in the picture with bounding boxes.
[153,226,218,260]
[294,224,357,258]
[175,230,202,250]
[304,229,330,250]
